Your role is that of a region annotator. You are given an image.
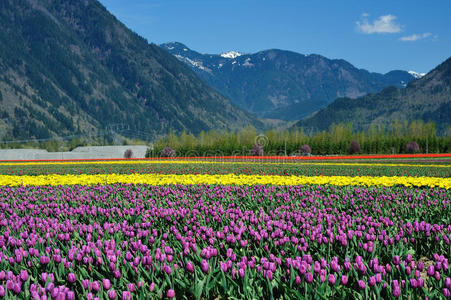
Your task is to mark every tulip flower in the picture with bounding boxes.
[122,291,131,300]
[358,280,366,290]
[103,279,111,290]
[186,261,194,273]
[167,289,175,298]
[68,273,76,284]
[108,290,116,299]
[19,270,29,282]
[201,260,209,273]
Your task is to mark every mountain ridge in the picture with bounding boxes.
[160,42,416,121]
[0,0,260,142]
[295,57,451,133]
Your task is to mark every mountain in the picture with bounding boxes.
[408,71,426,79]
[0,0,259,142]
[160,42,416,121]
[295,57,451,133]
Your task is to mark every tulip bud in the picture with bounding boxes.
[186,261,194,273]
[68,273,76,283]
[103,279,111,290]
[167,289,175,298]
[19,270,29,282]
[108,289,116,300]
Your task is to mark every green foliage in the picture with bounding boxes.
[147,121,451,157]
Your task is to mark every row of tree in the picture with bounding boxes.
[146,121,451,157]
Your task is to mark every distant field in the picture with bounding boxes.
[0,157,449,178]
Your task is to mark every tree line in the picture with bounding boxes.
[147,121,451,157]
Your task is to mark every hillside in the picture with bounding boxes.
[0,0,259,142]
[160,42,416,121]
[296,57,451,133]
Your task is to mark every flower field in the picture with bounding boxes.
[0,159,450,178]
[0,159,450,299]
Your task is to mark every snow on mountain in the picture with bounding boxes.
[220,51,242,59]
[408,71,426,79]
[174,55,210,72]
[243,57,254,67]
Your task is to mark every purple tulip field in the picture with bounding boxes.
[0,161,450,299]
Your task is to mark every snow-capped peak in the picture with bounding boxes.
[408,71,426,79]
[220,51,242,59]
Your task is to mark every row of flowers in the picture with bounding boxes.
[0,173,449,188]
[0,160,449,169]
[1,153,450,163]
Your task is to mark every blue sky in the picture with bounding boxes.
[99,0,450,74]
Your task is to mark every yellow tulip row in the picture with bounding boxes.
[0,173,449,189]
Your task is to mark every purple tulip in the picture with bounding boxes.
[92,281,100,292]
[435,271,441,281]
[12,283,21,294]
[238,268,245,278]
[6,280,13,291]
[368,276,376,287]
[51,288,59,299]
[108,289,116,299]
[220,262,228,272]
[328,274,336,285]
[417,278,424,287]
[427,265,435,276]
[417,262,424,271]
[0,285,4,297]
[443,288,451,298]
[393,286,401,298]
[305,272,313,283]
[167,289,175,298]
[82,279,89,290]
[122,291,131,300]
[358,280,366,290]
[127,283,135,293]
[314,261,321,273]
[186,261,194,273]
[201,260,209,273]
[341,275,348,285]
[19,270,29,282]
[103,279,111,290]
[266,270,273,281]
[409,278,417,288]
[68,273,76,283]
[163,264,172,274]
[375,273,382,283]
[113,270,121,279]
[67,291,75,300]
[46,282,55,293]
[149,282,155,292]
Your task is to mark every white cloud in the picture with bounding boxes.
[356,14,402,34]
[399,32,431,41]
